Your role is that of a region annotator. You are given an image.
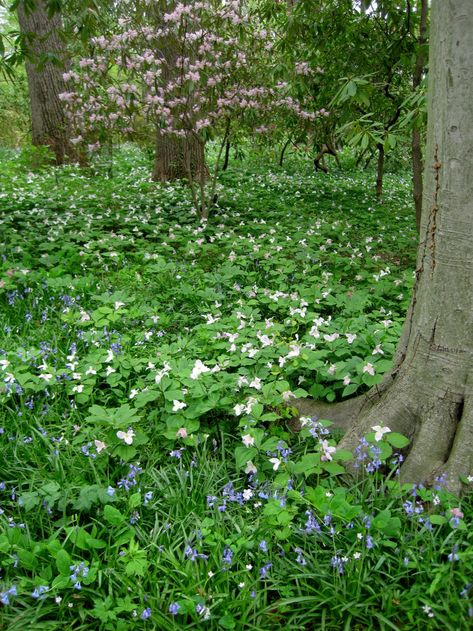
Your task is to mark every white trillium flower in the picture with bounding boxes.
[362,362,375,376]
[324,333,339,342]
[190,359,211,380]
[269,457,282,471]
[282,390,296,401]
[116,428,135,445]
[172,399,187,412]
[105,349,114,363]
[237,376,249,388]
[38,373,53,381]
[242,434,255,447]
[94,440,107,453]
[154,361,171,383]
[249,377,262,390]
[245,460,257,474]
[372,425,391,442]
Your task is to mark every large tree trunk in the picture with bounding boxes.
[336,0,473,494]
[412,0,429,233]
[17,0,75,165]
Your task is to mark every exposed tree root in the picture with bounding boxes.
[290,394,368,431]
[295,356,472,494]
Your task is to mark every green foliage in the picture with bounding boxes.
[0,147,471,630]
[0,71,29,147]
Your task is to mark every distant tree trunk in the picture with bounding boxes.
[152,33,207,182]
[279,137,291,167]
[375,142,385,199]
[355,147,369,169]
[152,132,206,182]
[314,141,340,173]
[17,0,75,165]
[412,0,429,233]
[222,139,231,171]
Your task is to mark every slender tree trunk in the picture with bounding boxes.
[279,137,291,167]
[355,148,369,169]
[375,142,385,199]
[222,139,231,171]
[17,0,75,165]
[337,0,473,494]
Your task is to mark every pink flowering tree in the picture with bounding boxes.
[60,0,327,218]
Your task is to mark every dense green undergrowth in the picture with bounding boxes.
[1,147,472,630]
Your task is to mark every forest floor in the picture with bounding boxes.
[0,147,472,630]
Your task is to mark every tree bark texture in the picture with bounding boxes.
[223,139,231,171]
[152,132,206,182]
[337,0,473,494]
[151,33,207,182]
[412,0,429,233]
[17,0,75,165]
[314,141,340,174]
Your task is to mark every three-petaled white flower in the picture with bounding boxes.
[190,359,210,380]
[242,434,255,447]
[371,425,391,442]
[269,457,281,471]
[172,400,187,412]
[94,440,107,453]
[245,461,257,474]
[116,428,135,445]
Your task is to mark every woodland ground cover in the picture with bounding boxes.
[0,147,472,630]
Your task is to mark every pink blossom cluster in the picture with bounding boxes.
[60,0,327,150]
